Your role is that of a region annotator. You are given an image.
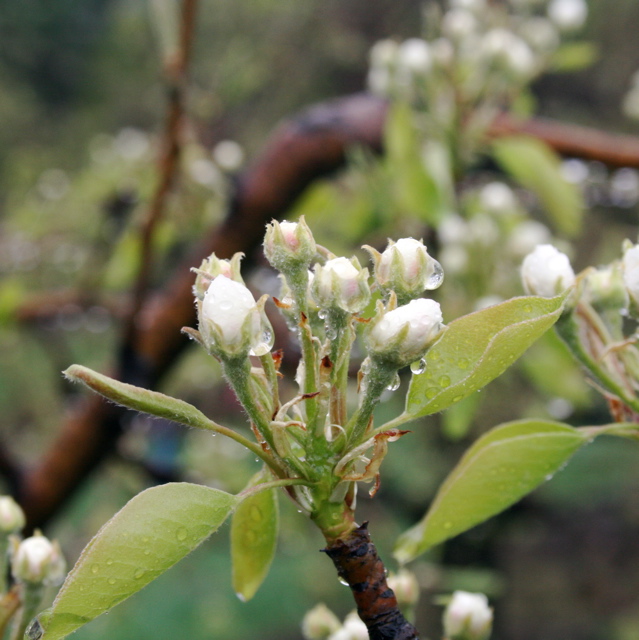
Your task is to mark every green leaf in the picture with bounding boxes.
[492,136,583,236]
[231,470,279,602]
[35,483,239,640]
[550,42,598,73]
[403,294,567,420]
[394,420,589,563]
[63,364,215,431]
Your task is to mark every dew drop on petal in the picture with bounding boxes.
[425,260,444,290]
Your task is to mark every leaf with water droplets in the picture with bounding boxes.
[231,470,279,602]
[402,294,567,420]
[35,483,239,640]
[394,420,589,563]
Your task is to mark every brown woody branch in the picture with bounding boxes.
[14,93,639,530]
[324,523,419,640]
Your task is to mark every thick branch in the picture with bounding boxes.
[323,523,419,640]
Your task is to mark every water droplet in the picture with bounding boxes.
[108,578,117,585]
[176,527,188,542]
[338,577,349,586]
[457,357,469,369]
[410,358,427,375]
[91,564,99,575]
[26,619,44,640]
[106,559,113,566]
[318,310,327,320]
[438,375,451,388]
[143,549,151,556]
[134,568,146,580]
[425,387,439,399]
[220,300,232,311]
[325,326,337,341]
[425,260,444,290]
[386,373,401,392]
[452,395,463,403]
[523,304,533,314]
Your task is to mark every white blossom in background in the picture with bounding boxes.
[397,38,432,75]
[610,168,639,208]
[520,17,560,55]
[480,29,536,79]
[449,0,486,13]
[328,612,368,640]
[0,496,25,533]
[443,591,493,640]
[561,158,590,185]
[521,244,576,297]
[11,533,66,586]
[507,220,552,257]
[622,244,639,304]
[302,604,341,640]
[479,182,518,216]
[442,9,478,42]
[547,0,588,31]
[213,140,245,172]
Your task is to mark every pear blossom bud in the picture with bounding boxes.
[367,298,444,366]
[302,604,341,640]
[521,244,575,297]
[479,182,518,216]
[397,38,432,75]
[480,29,536,80]
[11,533,66,586]
[442,9,477,42]
[0,496,25,534]
[312,257,371,314]
[367,238,443,303]
[264,217,317,274]
[585,265,628,311]
[443,591,493,640]
[192,252,244,300]
[199,275,272,357]
[387,569,420,608]
[622,244,639,305]
[328,612,368,640]
[547,0,587,31]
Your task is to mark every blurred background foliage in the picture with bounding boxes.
[2,1,639,639]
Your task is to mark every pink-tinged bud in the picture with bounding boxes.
[521,244,575,297]
[387,569,420,607]
[366,298,444,366]
[192,252,244,300]
[264,217,317,273]
[11,533,66,586]
[199,275,273,357]
[368,238,443,303]
[312,257,371,314]
[0,496,25,534]
[443,591,493,640]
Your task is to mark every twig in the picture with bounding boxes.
[323,523,419,640]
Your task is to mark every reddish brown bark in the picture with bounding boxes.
[324,523,419,640]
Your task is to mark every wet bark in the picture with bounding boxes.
[323,523,420,640]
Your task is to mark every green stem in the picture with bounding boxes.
[238,478,311,500]
[372,412,414,435]
[299,315,319,431]
[10,584,43,640]
[259,352,280,412]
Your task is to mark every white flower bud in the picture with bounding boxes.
[480,29,536,79]
[12,533,66,586]
[519,17,560,54]
[312,257,371,314]
[479,182,518,216]
[0,497,25,534]
[547,0,588,31]
[586,265,628,310]
[507,221,552,258]
[521,244,575,297]
[212,140,244,172]
[442,9,477,41]
[443,591,493,640]
[200,275,272,357]
[369,39,399,68]
[302,604,341,640]
[397,39,432,75]
[367,298,444,365]
[622,244,639,305]
[387,569,420,607]
[192,252,244,300]
[328,612,368,640]
[264,217,317,273]
[368,238,443,303]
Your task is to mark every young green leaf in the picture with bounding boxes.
[492,136,583,236]
[394,420,590,564]
[231,470,279,602]
[63,364,213,430]
[402,294,566,420]
[33,483,239,640]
